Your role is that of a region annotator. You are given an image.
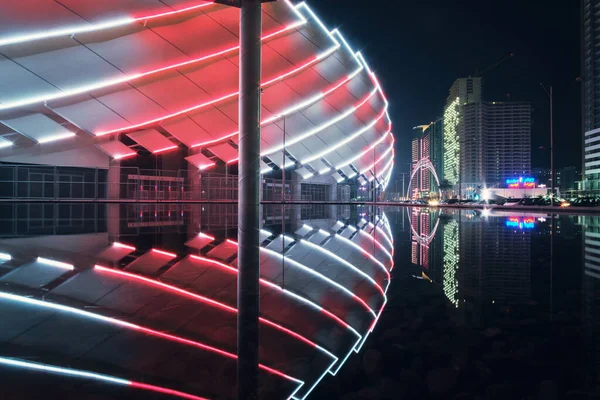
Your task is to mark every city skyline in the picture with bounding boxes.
[309,0,580,174]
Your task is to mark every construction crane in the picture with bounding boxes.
[473,52,515,77]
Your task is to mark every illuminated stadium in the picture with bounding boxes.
[0,204,394,399]
[0,1,396,399]
[0,0,394,201]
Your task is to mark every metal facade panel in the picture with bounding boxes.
[127,129,176,153]
[7,44,125,92]
[1,114,74,143]
[162,116,213,147]
[0,55,60,106]
[208,143,237,162]
[186,151,215,169]
[95,140,135,159]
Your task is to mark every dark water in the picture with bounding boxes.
[0,204,598,400]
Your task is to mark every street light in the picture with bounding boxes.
[540,83,554,197]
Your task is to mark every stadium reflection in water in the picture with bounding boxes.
[2,205,600,399]
[0,203,393,400]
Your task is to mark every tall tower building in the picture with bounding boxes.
[411,120,443,197]
[443,78,531,196]
[443,78,483,186]
[582,0,600,191]
[483,102,532,185]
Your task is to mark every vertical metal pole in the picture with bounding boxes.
[374,145,377,204]
[282,116,286,202]
[550,86,555,198]
[237,1,262,399]
[458,154,462,201]
[402,173,405,200]
[550,214,554,319]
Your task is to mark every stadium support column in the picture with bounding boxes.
[237,0,262,399]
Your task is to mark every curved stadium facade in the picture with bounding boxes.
[0,1,396,399]
[0,0,394,201]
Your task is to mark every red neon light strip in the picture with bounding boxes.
[358,230,393,265]
[335,234,389,281]
[228,239,377,317]
[153,145,178,154]
[0,291,301,388]
[96,42,337,137]
[135,323,299,383]
[190,255,356,331]
[94,265,327,352]
[198,232,216,241]
[374,225,394,251]
[113,242,136,251]
[196,68,363,155]
[0,9,304,112]
[114,152,137,160]
[151,248,177,258]
[359,141,395,175]
[0,355,208,400]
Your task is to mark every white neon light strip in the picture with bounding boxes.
[113,152,137,160]
[260,277,362,398]
[96,8,337,137]
[263,87,378,157]
[375,216,394,249]
[0,139,13,149]
[0,8,306,111]
[94,265,335,361]
[195,63,360,153]
[0,356,211,400]
[0,252,12,261]
[262,65,362,127]
[0,356,130,385]
[98,44,339,137]
[374,224,394,252]
[359,144,394,175]
[0,291,304,395]
[300,239,386,300]
[0,3,214,48]
[191,251,365,397]
[262,246,376,317]
[335,130,392,170]
[376,156,395,182]
[358,229,393,263]
[113,242,136,251]
[334,234,389,280]
[36,257,74,270]
[300,108,389,164]
[37,132,76,144]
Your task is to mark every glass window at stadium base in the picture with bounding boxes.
[0,204,599,399]
[0,1,394,203]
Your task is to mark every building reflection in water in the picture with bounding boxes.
[410,209,534,317]
[0,203,393,400]
[582,215,600,393]
[408,209,599,394]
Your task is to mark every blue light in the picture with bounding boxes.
[505,217,535,230]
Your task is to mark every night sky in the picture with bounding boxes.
[306,0,581,178]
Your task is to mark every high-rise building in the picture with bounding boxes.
[556,166,580,192]
[411,119,443,197]
[483,101,532,185]
[582,0,600,191]
[443,78,483,186]
[442,78,531,196]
